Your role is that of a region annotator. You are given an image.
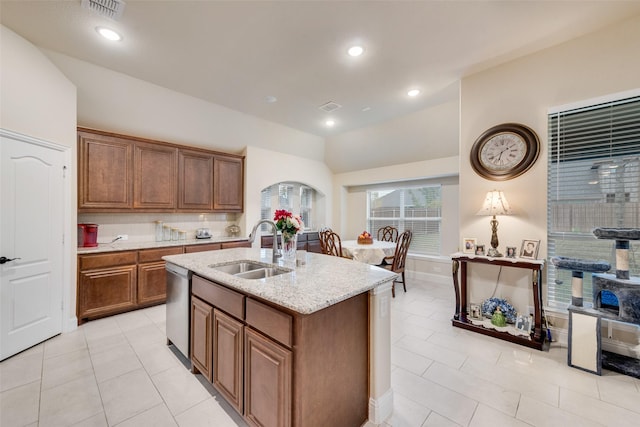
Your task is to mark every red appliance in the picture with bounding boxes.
[78,224,99,247]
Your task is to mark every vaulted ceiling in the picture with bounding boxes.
[2,1,640,138]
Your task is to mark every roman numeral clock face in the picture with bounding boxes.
[470,123,540,181]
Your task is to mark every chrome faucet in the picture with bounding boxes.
[248,219,281,263]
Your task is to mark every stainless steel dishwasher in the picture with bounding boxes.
[165,262,191,360]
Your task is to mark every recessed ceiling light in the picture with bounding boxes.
[265,95,278,104]
[325,119,336,127]
[96,26,122,41]
[407,89,420,97]
[362,106,371,112]
[347,45,364,57]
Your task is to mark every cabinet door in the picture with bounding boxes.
[137,261,168,306]
[78,131,133,210]
[78,265,137,321]
[244,328,292,427]
[213,309,244,413]
[178,149,214,211]
[213,155,243,212]
[191,297,213,382]
[185,243,221,253]
[133,142,177,210]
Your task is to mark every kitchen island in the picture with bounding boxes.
[163,247,397,427]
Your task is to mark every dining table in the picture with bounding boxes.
[341,239,397,265]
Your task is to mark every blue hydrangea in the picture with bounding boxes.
[481,298,517,323]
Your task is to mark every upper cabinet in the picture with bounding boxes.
[134,141,178,210]
[78,130,133,209]
[78,128,244,213]
[214,155,243,212]
[178,149,214,211]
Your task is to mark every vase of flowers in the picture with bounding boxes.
[274,209,304,263]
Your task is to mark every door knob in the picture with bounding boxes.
[0,257,20,264]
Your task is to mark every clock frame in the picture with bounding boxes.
[470,123,540,181]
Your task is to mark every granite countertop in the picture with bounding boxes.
[77,236,249,254]
[163,248,398,315]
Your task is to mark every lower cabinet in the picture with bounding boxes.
[244,327,292,427]
[213,309,244,413]
[191,276,293,427]
[77,251,138,321]
[191,296,213,381]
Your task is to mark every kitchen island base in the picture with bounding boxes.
[163,248,396,427]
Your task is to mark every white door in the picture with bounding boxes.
[0,130,65,361]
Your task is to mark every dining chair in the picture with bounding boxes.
[380,230,412,297]
[320,230,350,258]
[377,226,398,242]
[318,227,332,254]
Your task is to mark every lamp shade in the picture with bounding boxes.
[477,191,512,216]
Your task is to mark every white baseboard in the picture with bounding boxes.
[63,317,78,333]
[409,270,450,285]
[368,388,394,425]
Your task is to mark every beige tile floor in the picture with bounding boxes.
[1,277,639,426]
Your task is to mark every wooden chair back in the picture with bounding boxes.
[391,230,412,273]
[377,226,398,242]
[318,227,332,254]
[320,230,344,258]
[381,229,412,297]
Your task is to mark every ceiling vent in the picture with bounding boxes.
[318,101,342,113]
[81,0,126,21]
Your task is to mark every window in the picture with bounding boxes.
[367,185,442,256]
[547,93,640,308]
[260,182,315,231]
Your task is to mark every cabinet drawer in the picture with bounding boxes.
[246,298,292,347]
[185,243,221,253]
[192,275,245,319]
[138,246,184,263]
[79,251,137,270]
[221,240,250,249]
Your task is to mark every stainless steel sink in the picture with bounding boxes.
[235,267,291,280]
[209,261,265,275]
[209,260,292,280]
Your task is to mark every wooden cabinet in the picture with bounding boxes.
[78,128,244,213]
[221,240,252,249]
[244,327,292,427]
[78,246,187,323]
[78,130,133,210]
[178,149,214,211]
[213,309,244,413]
[191,296,213,382]
[214,155,244,212]
[185,243,222,253]
[137,247,184,306]
[134,141,177,210]
[77,251,137,320]
[190,274,366,427]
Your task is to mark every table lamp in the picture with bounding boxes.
[477,190,512,257]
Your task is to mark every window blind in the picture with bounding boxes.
[367,185,442,255]
[547,95,640,307]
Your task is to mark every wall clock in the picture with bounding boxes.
[470,123,540,181]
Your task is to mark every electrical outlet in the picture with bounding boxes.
[117,234,128,241]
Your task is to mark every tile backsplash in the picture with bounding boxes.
[78,212,241,244]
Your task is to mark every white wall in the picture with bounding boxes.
[244,145,333,242]
[0,25,78,330]
[325,97,459,173]
[459,14,640,342]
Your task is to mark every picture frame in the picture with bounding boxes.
[515,314,532,334]
[505,246,517,258]
[463,238,477,254]
[475,244,485,256]
[520,239,540,259]
[469,303,482,320]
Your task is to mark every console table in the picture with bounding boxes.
[451,253,546,350]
